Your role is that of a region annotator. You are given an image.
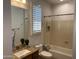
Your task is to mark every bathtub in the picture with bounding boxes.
[49,45,72,59]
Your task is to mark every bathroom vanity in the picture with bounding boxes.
[13,47,39,59]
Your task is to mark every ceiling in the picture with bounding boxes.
[46,0,74,5]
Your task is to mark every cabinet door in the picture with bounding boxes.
[22,55,32,59]
[32,51,39,59]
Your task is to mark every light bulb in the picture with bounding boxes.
[16,0,26,4]
[60,0,63,1]
[22,0,26,4]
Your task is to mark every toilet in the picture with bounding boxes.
[35,44,53,59]
[39,51,53,59]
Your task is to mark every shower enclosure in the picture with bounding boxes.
[42,13,74,59]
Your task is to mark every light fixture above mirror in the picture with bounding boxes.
[11,0,28,9]
[16,0,26,4]
[60,0,64,2]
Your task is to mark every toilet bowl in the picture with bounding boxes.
[39,51,52,57]
[35,44,53,59]
[39,51,53,59]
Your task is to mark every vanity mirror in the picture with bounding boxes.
[11,0,29,50]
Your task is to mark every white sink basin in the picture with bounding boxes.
[14,49,31,58]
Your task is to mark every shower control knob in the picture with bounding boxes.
[64,41,69,44]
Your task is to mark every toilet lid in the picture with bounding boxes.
[40,51,52,57]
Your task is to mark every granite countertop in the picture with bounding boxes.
[13,45,39,59]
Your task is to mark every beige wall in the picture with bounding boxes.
[3,0,12,59]
[41,0,53,16]
[51,1,75,15]
[42,1,75,49]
